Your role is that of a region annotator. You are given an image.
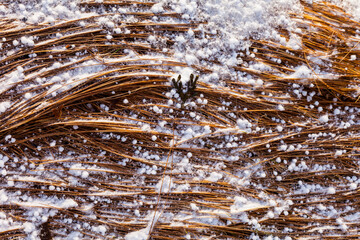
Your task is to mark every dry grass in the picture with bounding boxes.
[1,0,360,239]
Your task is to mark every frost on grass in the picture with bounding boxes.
[1,0,360,240]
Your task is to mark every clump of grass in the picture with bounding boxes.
[1,1,360,240]
[171,73,199,104]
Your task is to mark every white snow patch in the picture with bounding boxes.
[289,65,312,79]
[230,196,266,215]
[156,175,173,193]
[60,198,78,208]
[206,172,223,182]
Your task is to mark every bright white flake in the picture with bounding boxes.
[319,114,329,123]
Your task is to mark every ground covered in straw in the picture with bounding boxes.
[1,0,360,239]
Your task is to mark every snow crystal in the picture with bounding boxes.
[278,104,285,111]
[287,34,301,50]
[24,92,32,99]
[204,125,211,134]
[81,171,89,178]
[20,36,35,47]
[50,141,56,147]
[0,101,11,113]
[319,114,329,123]
[153,105,160,113]
[190,203,199,211]
[0,190,8,203]
[23,222,35,233]
[159,121,167,128]
[105,21,115,28]
[93,225,107,234]
[335,150,343,157]
[7,180,14,187]
[327,187,336,194]
[134,209,140,217]
[350,183,357,190]
[141,124,151,132]
[279,145,287,151]
[237,119,252,131]
[287,145,295,151]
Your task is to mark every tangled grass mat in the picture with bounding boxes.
[1,1,360,239]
